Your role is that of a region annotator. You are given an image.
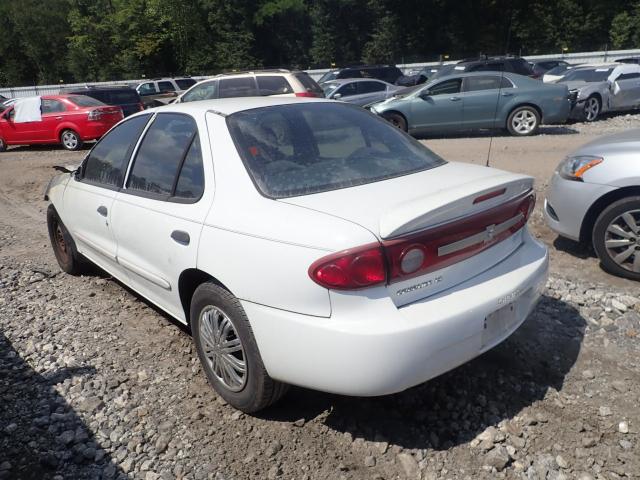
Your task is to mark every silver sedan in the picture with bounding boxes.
[544,129,640,280]
[322,78,402,106]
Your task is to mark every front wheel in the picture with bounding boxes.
[593,196,640,281]
[47,205,87,275]
[506,106,540,136]
[191,282,288,412]
[582,95,601,122]
[60,129,83,151]
[382,112,407,131]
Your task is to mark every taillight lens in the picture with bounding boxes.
[138,102,145,111]
[309,245,386,290]
[87,109,102,121]
[295,91,319,98]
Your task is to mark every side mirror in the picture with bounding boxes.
[333,93,342,100]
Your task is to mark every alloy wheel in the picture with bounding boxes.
[62,131,79,150]
[511,110,537,134]
[198,306,247,392]
[584,97,600,121]
[604,209,640,273]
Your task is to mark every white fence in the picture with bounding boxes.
[2,48,640,98]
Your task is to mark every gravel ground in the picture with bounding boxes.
[1,113,639,480]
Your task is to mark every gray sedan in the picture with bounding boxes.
[557,63,640,121]
[370,72,571,136]
[322,79,402,107]
[545,129,640,280]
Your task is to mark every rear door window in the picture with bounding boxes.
[158,81,176,93]
[256,76,293,95]
[138,83,157,96]
[82,114,151,188]
[126,113,199,199]
[41,99,66,113]
[357,81,386,94]
[218,77,258,98]
[463,76,503,92]
[182,82,218,102]
[335,83,358,97]
[175,78,197,90]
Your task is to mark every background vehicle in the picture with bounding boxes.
[395,66,442,87]
[178,70,323,103]
[0,95,123,151]
[557,63,640,121]
[44,97,546,412]
[61,85,144,117]
[429,56,537,81]
[371,71,570,136]
[133,77,197,107]
[543,63,583,83]
[529,59,569,77]
[317,65,404,85]
[616,57,640,64]
[322,78,401,106]
[545,129,640,280]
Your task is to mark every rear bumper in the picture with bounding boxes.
[542,99,572,124]
[243,229,548,396]
[80,121,118,141]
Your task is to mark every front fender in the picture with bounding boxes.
[44,172,72,205]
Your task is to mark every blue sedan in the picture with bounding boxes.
[370,72,572,136]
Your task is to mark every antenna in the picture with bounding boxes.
[485,10,514,168]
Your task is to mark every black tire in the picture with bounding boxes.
[582,95,601,122]
[191,282,289,412]
[592,196,640,281]
[0,138,6,152]
[47,205,87,275]
[383,112,407,131]
[60,129,83,151]
[506,106,540,136]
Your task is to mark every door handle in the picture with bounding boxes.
[501,92,513,97]
[97,205,108,217]
[55,116,63,120]
[171,230,190,246]
[449,96,461,101]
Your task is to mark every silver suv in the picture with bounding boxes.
[135,77,198,107]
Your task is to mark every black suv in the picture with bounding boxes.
[317,65,404,85]
[60,85,144,117]
[430,56,537,81]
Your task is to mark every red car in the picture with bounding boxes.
[0,94,123,152]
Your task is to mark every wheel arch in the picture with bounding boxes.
[178,268,232,326]
[381,109,408,124]
[506,103,542,126]
[579,186,640,244]
[56,123,81,141]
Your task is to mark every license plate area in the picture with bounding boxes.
[482,301,517,348]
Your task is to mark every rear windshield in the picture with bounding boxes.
[561,68,613,82]
[317,71,337,84]
[109,90,140,103]
[176,78,197,90]
[226,103,445,198]
[294,73,324,95]
[67,95,105,107]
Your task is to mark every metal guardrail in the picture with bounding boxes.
[3,48,640,97]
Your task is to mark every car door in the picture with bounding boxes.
[110,112,211,322]
[352,80,388,106]
[62,114,151,279]
[331,82,358,100]
[40,98,67,142]
[610,72,640,110]
[0,108,33,144]
[410,78,463,130]
[461,75,511,128]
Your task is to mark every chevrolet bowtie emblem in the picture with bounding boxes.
[484,224,496,243]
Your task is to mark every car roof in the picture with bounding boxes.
[139,96,333,117]
[324,78,390,85]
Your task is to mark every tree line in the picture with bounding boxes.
[1,0,639,87]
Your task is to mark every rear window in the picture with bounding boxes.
[226,103,445,198]
[317,71,338,84]
[67,95,105,107]
[256,76,293,95]
[511,59,534,75]
[175,78,197,90]
[109,90,140,104]
[294,73,324,95]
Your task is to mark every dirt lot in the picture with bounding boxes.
[0,114,639,480]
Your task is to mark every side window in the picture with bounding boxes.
[501,77,515,88]
[357,81,386,94]
[218,77,258,98]
[127,113,199,198]
[138,83,156,96]
[335,83,358,97]
[174,134,204,199]
[463,76,502,92]
[428,79,462,95]
[472,62,505,72]
[41,99,66,114]
[158,81,176,93]
[617,72,640,80]
[256,76,293,95]
[82,115,150,187]
[182,82,218,102]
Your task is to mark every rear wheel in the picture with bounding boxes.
[593,196,640,281]
[60,129,83,151]
[506,106,540,136]
[191,282,288,412]
[0,138,6,152]
[582,95,601,122]
[47,205,87,275]
[382,112,407,131]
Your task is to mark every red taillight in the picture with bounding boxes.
[309,244,386,290]
[138,102,145,111]
[87,109,102,121]
[295,91,319,98]
[473,188,506,204]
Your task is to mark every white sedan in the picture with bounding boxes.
[45,97,548,412]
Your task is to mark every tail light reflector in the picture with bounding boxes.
[295,91,320,98]
[138,102,145,111]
